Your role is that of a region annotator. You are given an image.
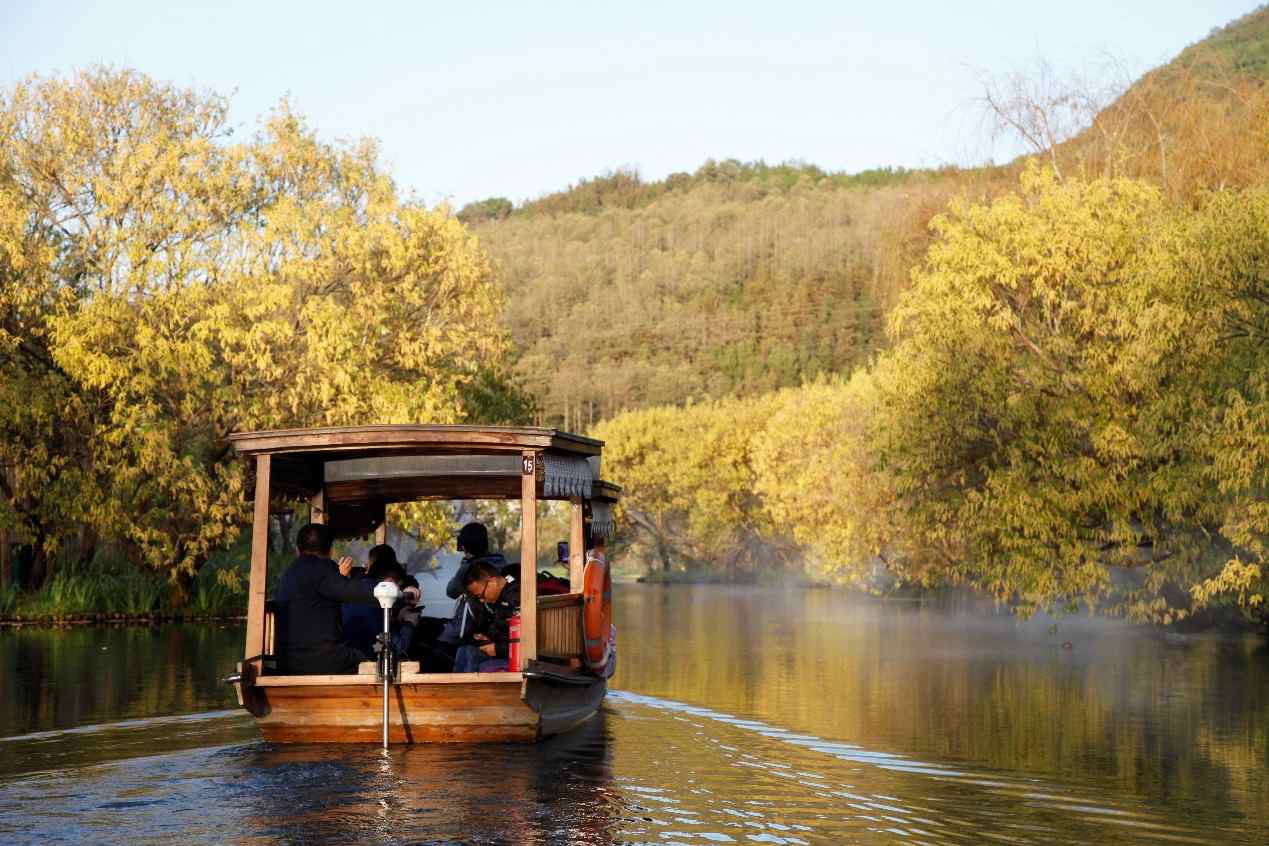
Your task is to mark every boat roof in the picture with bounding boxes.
[228,424,602,458]
[228,424,619,506]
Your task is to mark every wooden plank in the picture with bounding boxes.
[397,671,524,684]
[256,674,378,687]
[374,518,387,545]
[228,425,603,458]
[261,725,538,744]
[255,672,524,687]
[245,674,606,743]
[254,681,541,743]
[357,661,419,675]
[592,479,622,502]
[263,608,275,656]
[519,449,538,665]
[323,474,596,504]
[244,455,272,670]
[569,497,585,591]
[538,602,583,658]
[537,592,583,610]
[325,474,525,503]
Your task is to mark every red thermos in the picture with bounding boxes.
[508,613,521,672]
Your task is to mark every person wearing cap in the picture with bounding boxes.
[452,559,520,673]
[446,522,509,599]
[437,522,510,667]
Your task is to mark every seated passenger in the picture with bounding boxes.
[452,560,520,673]
[446,522,508,600]
[341,545,420,657]
[276,523,379,675]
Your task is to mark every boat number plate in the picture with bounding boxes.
[522,456,535,476]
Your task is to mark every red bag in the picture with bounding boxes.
[536,571,570,595]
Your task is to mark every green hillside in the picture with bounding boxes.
[1176,4,1269,77]
[465,161,990,426]
[467,5,1269,428]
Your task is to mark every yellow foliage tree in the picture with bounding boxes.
[0,69,520,597]
[580,167,1268,624]
[752,373,905,585]
[592,394,792,578]
[869,165,1268,620]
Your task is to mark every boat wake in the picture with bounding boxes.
[0,709,257,783]
[607,690,1214,845]
[0,709,244,745]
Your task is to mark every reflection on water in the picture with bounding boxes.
[1,586,1266,845]
[0,623,242,735]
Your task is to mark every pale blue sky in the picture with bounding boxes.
[1,1,1259,208]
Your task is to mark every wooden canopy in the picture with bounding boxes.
[228,425,620,507]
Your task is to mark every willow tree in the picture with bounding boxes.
[0,69,519,597]
[752,373,910,585]
[592,394,793,578]
[1166,188,1269,621]
[870,164,1266,620]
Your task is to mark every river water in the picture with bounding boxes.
[1,585,1265,845]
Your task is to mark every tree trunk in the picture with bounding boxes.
[170,567,196,609]
[75,525,98,572]
[28,526,51,589]
[0,522,8,592]
[654,514,674,572]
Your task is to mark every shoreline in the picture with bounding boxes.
[1,612,246,629]
[3,582,1263,638]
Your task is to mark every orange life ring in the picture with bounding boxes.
[581,551,612,671]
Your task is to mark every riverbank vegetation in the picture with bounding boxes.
[0,69,528,607]
[4,8,1269,628]
[598,166,1269,627]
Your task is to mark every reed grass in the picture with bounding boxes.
[0,583,18,616]
[1,562,247,622]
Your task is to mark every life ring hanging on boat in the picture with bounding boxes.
[581,550,612,672]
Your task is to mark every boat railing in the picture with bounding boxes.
[537,592,584,663]
[262,600,283,673]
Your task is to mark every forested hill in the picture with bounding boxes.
[1171,4,1269,77]
[463,5,1269,428]
[462,163,999,428]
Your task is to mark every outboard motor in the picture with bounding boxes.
[373,580,401,749]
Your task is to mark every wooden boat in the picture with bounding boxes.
[224,425,620,744]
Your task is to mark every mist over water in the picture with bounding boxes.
[1,586,1265,844]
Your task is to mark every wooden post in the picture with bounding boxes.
[569,497,585,592]
[310,486,326,525]
[244,454,272,670]
[519,449,538,666]
[374,519,387,546]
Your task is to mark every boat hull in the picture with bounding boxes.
[245,673,606,744]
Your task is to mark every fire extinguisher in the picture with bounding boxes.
[508,613,521,672]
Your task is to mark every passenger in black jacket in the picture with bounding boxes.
[276,523,382,675]
[452,560,520,673]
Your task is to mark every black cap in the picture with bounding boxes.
[457,522,489,556]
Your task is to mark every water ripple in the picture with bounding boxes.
[607,690,1214,845]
